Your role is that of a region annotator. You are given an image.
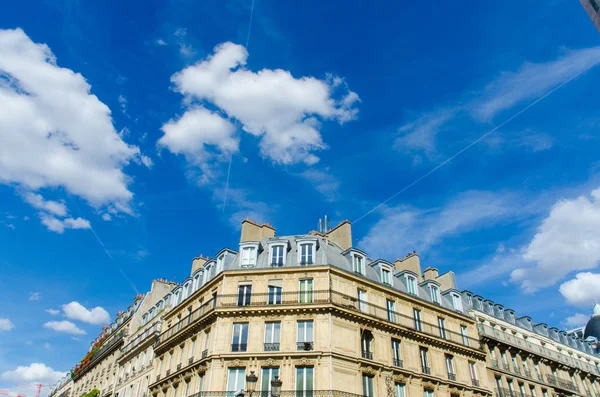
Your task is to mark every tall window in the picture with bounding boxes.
[297,320,314,349]
[452,294,463,311]
[420,347,430,374]
[395,384,406,397]
[354,255,365,275]
[391,339,402,367]
[424,390,434,397]
[413,309,422,331]
[299,279,313,303]
[534,362,541,379]
[386,299,396,322]
[511,354,518,372]
[237,284,252,306]
[231,323,248,352]
[241,246,257,267]
[203,264,212,283]
[405,275,417,296]
[438,317,446,339]
[469,362,478,383]
[268,280,282,305]
[271,245,285,266]
[508,381,515,397]
[264,322,281,352]
[461,325,469,346]
[519,384,526,397]
[361,330,373,359]
[300,243,314,264]
[362,375,374,397]
[445,355,455,379]
[430,285,441,304]
[381,268,391,285]
[226,368,245,396]
[189,338,195,360]
[217,253,225,273]
[358,289,368,313]
[261,367,280,396]
[296,367,313,397]
[530,387,536,397]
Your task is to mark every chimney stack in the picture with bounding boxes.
[240,219,276,242]
[423,267,439,281]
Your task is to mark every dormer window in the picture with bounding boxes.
[240,243,258,268]
[452,293,463,312]
[353,254,365,275]
[405,275,417,296]
[466,294,473,306]
[381,267,391,285]
[270,244,286,267]
[217,253,226,273]
[430,285,441,304]
[298,242,315,265]
[142,314,148,325]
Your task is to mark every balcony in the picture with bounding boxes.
[264,343,280,352]
[361,350,373,360]
[231,343,247,352]
[448,373,456,381]
[176,363,181,371]
[121,322,161,357]
[201,349,208,359]
[546,374,578,393]
[523,369,531,378]
[393,359,403,368]
[422,366,431,375]
[188,357,194,365]
[166,369,170,376]
[472,379,480,387]
[503,362,510,371]
[297,341,314,351]
[491,359,499,369]
[156,375,160,382]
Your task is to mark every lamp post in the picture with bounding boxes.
[270,376,282,397]
[245,371,258,396]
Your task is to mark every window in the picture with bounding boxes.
[519,384,526,397]
[358,289,368,313]
[430,285,441,304]
[458,325,469,346]
[508,381,515,397]
[405,275,417,296]
[386,299,396,322]
[391,339,402,367]
[226,368,245,395]
[296,367,313,397]
[362,375,374,397]
[452,294,463,311]
[237,284,252,306]
[268,280,282,305]
[193,274,201,291]
[413,309,422,331]
[445,355,455,380]
[424,390,434,397]
[299,243,314,264]
[542,390,548,397]
[270,245,285,266]
[438,317,447,339]
[420,347,430,374]
[534,362,541,379]
[185,282,192,299]
[231,323,248,352]
[261,367,280,396]
[354,254,365,275]
[511,354,518,372]
[530,387,536,397]
[297,320,314,350]
[264,322,281,351]
[299,279,313,303]
[203,264,212,284]
[395,384,406,397]
[469,362,478,384]
[381,267,391,285]
[361,330,373,359]
[241,246,257,267]
[466,294,473,306]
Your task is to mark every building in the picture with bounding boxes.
[463,292,600,397]
[114,279,178,397]
[580,0,600,32]
[147,219,491,397]
[48,373,72,397]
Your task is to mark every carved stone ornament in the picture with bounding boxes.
[151,389,159,397]
[393,374,407,384]
[263,358,280,367]
[229,359,244,368]
[183,373,192,383]
[196,365,207,375]
[362,366,377,376]
[449,387,461,396]
[161,385,169,393]
[422,381,436,391]
[296,357,315,367]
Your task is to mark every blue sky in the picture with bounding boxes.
[1,0,600,392]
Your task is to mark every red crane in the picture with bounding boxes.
[0,384,43,397]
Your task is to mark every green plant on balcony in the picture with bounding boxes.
[80,388,100,397]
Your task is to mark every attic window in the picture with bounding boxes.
[269,243,286,267]
[452,293,463,312]
[381,267,391,285]
[405,275,418,296]
[430,285,441,305]
[240,243,259,268]
[353,254,365,275]
[297,240,316,265]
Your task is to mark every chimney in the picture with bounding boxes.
[324,215,329,232]
[240,219,276,242]
[324,220,352,250]
[191,255,207,276]
[393,252,421,276]
[423,267,438,281]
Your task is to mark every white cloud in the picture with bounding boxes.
[562,312,590,327]
[118,94,127,115]
[0,28,144,214]
[162,41,358,172]
[2,220,15,229]
[62,301,110,325]
[0,318,15,331]
[45,309,59,316]
[140,154,153,168]
[156,39,167,46]
[299,168,340,202]
[559,272,600,307]
[1,363,65,385]
[29,292,41,301]
[511,187,600,292]
[101,213,111,221]
[43,320,86,335]
[40,215,91,234]
[472,47,600,121]
[43,342,52,351]
[360,190,522,259]
[23,193,67,216]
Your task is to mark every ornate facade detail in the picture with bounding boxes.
[392,374,407,384]
[228,359,244,368]
[449,387,462,396]
[422,381,436,391]
[361,366,377,376]
[295,357,315,366]
[262,358,280,367]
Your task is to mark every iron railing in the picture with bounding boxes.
[231,344,247,352]
[297,342,314,351]
[121,322,161,356]
[189,357,194,364]
[264,343,280,352]
[187,391,365,397]
[393,359,403,368]
[472,379,480,387]
[422,366,431,374]
[202,349,208,359]
[448,373,456,381]
[361,351,373,360]
[545,374,578,392]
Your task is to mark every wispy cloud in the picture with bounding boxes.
[299,168,340,202]
[28,292,41,301]
[43,320,86,335]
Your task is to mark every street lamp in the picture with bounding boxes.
[245,371,258,396]
[270,376,282,397]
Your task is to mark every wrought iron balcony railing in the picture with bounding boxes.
[472,379,480,387]
[231,343,247,352]
[361,350,373,360]
[121,322,161,356]
[264,343,280,352]
[448,373,456,381]
[297,341,314,351]
[201,349,208,359]
[422,366,431,375]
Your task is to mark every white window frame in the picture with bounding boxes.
[297,320,314,343]
[362,374,374,397]
[269,243,286,266]
[461,325,469,346]
[226,368,245,393]
[295,367,314,397]
[202,263,213,284]
[405,275,418,296]
[296,238,317,265]
[358,289,368,313]
[216,253,226,273]
[353,254,365,275]
[430,285,441,304]
[438,317,446,339]
[445,355,454,376]
[239,243,259,268]
[231,323,248,350]
[452,293,463,311]
[381,267,391,285]
[386,299,396,322]
[391,339,402,365]
[395,384,406,397]
[414,309,422,331]
[264,321,281,344]
[469,361,478,381]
